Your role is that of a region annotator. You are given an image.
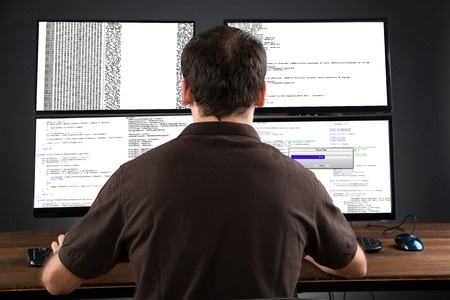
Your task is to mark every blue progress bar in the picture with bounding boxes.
[291,155,325,159]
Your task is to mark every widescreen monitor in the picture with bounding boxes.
[253,115,396,221]
[225,19,392,114]
[35,20,195,112]
[33,114,193,217]
[33,114,395,221]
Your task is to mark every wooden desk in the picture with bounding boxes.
[1,223,449,298]
[299,223,450,292]
[0,230,135,299]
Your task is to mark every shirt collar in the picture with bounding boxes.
[180,121,261,141]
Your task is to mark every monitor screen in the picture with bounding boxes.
[33,114,193,217]
[225,19,392,114]
[253,115,395,221]
[35,21,195,112]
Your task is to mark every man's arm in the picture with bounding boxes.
[305,244,367,278]
[41,234,84,295]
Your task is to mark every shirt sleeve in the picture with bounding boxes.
[58,168,127,280]
[305,176,358,270]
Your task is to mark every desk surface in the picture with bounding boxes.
[299,223,450,291]
[1,223,450,297]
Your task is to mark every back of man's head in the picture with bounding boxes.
[181,25,267,119]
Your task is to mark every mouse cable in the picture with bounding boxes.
[363,221,405,233]
[365,214,418,235]
[381,214,418,235]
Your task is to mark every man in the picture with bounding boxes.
[42,25,366,299]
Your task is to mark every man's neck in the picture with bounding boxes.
[190,103,255,125]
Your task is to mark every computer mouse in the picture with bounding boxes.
[394,233,424,251]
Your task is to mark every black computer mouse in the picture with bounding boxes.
[394,233,424,251]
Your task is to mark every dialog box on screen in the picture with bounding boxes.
[288,147,354,169]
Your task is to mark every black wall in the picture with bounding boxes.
[1,0,449,232]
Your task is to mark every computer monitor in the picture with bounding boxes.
[35,20,195,112]
[34,113,395,221]
[225,19,392,114]
[253,115,395,221]
[33,114,193,217]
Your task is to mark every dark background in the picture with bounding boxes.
[1,0,449,232]
[0,0,449,299]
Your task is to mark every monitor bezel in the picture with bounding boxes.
[253,114,396,222]
[224,18,393,115]
[34,207,90,218]
[34,19,195,114]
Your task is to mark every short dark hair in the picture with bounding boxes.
[181,25,267,118]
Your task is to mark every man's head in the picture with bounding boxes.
[181,25,267,120]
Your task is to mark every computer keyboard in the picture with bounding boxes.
[357,236,383,252]
[27,247,53,266]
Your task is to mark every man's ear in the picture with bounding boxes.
[255,81,266,108]
[181,78,194,107]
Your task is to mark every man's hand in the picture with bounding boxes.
[51,234,65,253]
